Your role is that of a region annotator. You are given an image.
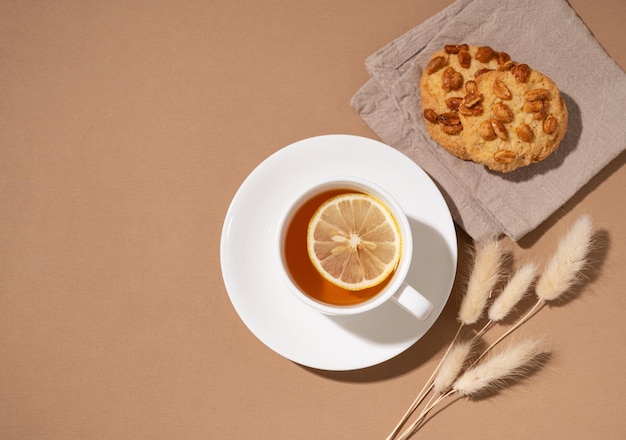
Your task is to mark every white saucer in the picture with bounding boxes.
[220,135,457,371]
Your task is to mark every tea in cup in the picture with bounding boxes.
[276,176,433,319]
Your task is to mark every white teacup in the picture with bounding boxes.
[276,176,433,320]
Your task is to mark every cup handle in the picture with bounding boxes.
[392,283,433,320]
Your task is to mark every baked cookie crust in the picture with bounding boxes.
[420,45,568,173]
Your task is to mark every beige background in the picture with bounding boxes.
[1,1,625,439]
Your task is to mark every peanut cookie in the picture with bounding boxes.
[420,44,568,173]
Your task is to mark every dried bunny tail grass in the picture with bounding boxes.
[488,262,537,322]
[458,237,506,325]
[452,338,549,397]
[396,338,548,440]
[536,215,594,302]
[433,339,475,394]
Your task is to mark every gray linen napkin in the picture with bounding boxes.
[351,0,626,241]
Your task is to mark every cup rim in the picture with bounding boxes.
[276,175,413,315]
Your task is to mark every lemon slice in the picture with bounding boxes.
[306,193,402,291]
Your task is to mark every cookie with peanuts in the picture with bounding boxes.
[420,44,568,173]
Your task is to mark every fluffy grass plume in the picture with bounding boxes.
[458,238,506,325]
[452,338,547,397]
[536,215,594,302]
[433,339,474,394]
[488,263,537,322]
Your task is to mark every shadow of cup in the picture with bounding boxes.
[326,217,457,345]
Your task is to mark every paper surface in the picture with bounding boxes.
[351,0,626,240]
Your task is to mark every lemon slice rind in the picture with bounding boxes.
[306,193,401,291]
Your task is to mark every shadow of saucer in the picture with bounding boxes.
[302,218,461,381]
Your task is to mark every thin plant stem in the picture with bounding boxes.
[385,323,463,440]
[385,384,433,440]
[416,390,440,425]
[385,382,434,440]
[396,390,456,440]
[473,319,493,339]
[473,299,545,365]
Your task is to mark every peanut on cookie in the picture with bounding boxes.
[420,45,568,173]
